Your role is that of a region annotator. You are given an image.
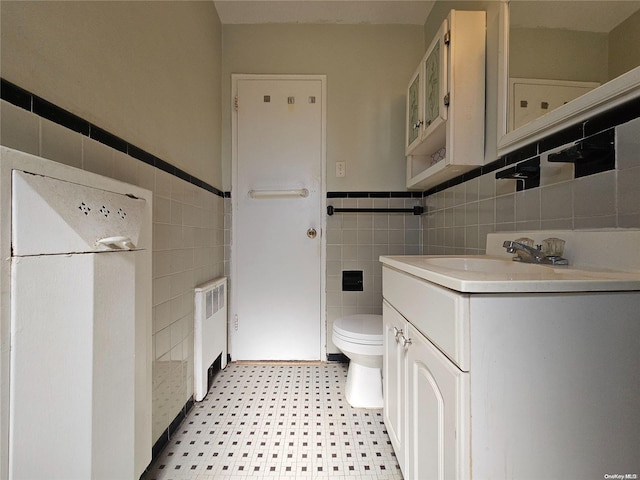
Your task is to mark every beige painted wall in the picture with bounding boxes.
[221,24,424,192]
[509,28,608,84]
[0,0,223,188]
[609,8,640,79]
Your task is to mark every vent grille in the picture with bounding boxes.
[194,277,228,401]
[205,283,225,319]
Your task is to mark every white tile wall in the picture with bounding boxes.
[1,99,228,444]
[41,118,83,168]
[4,93,638,447]
[422,116,640,254]
[0,101,40,155]
[152,172,226,441]
[325,196,422,354]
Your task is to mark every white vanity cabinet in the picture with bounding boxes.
[405,10,486,190]
[385,301,470,479]
[406,322,469,480]
[383,269,470,480]
[381,262,640,479]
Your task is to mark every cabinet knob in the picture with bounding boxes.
[399,335,412,349]
[393,327,404,342]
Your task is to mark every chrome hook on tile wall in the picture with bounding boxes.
[547,128,615,178]
[495,157,541,191]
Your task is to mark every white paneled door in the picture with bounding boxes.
[232,76,325,360]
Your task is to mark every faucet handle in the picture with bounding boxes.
[515,237,534,247]
[542,237,565,257]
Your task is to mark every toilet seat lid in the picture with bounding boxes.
[333,314,383,344]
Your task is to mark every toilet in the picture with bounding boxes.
[332,314,384,409]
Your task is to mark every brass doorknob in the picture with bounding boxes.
[307,228,317,239]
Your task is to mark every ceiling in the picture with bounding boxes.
[213,1,640,31]
[214,0,436,25]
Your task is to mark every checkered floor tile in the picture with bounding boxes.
[143,362,403,479]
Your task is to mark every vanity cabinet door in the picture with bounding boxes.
[382,301,407,473]
[406,324,470,480]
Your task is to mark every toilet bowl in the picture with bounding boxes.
[332,314,384,409]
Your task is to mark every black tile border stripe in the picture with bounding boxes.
[583,97,640,137]
[424,96,640,197]
[33,96,90,136]
[1,80,31,110]
[1,78,228,198]
[6,78,636,202]
[327,191,422,199]
[89,125,127,153]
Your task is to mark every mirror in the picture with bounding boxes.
[498,0,640,154]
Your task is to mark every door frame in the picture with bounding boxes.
[230,74,327,361]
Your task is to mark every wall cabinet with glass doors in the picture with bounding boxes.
[406,10,486,190]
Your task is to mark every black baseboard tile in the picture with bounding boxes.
[148,395,196,467]
[150,431,170,464]
[327,353,349,363]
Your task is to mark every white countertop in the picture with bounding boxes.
[379,255,640,293]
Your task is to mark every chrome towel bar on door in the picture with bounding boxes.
[248,188,309,199]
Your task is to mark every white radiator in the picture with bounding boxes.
[194,276,228,401]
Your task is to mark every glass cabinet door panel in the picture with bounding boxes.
[422,19,448,138]
[424,40,440,127]
[407,70,421,147]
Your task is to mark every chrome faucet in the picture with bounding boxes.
[502,239,569,265]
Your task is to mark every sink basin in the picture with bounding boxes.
[379,255,640,293]
[421,256,547,273]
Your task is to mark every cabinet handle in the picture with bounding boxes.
[393,327,404,343]
[412,120,423,130]
[399,335,412,349]
[97,236,136,250]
